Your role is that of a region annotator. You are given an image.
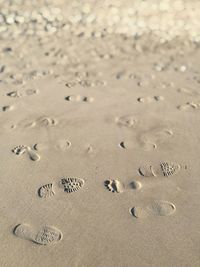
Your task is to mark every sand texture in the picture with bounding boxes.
[0,1,200,267]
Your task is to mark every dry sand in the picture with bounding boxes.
[0,1,200,267]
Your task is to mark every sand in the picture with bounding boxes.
[0,1,200,267]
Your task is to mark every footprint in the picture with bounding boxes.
[17,116,57,129]
[104,180,125,193]
[78,79,94,88]
[79,79,106,87]
[10,124,17,130]
[7,89,39,98]
[38,183,55,198]
[12,145,27,155]
[65,95,94,102]
[177,102,200,111]
[25,89,39,96]
[139,129,173,149]
[154,96,164,101]
[177,88,198,96]
[33,143,48,151]
[14,224,62,245]
[61,178,84,193]
[115,115,137,128]
[130,200,176,218]
[38,178,85,198]
[65,95,81,101]
[119,140,157,151]
[7,91,22,97]
[12,145,40,161]
[27,147,40,162]
[139,162,181,177]
[119,142,127,149]
[155,129,173,139]
[115,70,127,80]
[86,145,93,153]
[65,82,76,88]
[82,96,94,103]
[137,97,152,103]
[104,180,141,193]
[37,117,57,127]
[55,140,71,151]
[141,141,157,151]
[137,96,164,103]
[0,105,14,112]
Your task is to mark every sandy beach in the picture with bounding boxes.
[0,1,200,266]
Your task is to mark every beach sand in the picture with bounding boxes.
[0,1,200,266]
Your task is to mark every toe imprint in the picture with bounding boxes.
[104,180,125,193]
[12,145,27,155]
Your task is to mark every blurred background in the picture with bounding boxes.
[0,0,200,43]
